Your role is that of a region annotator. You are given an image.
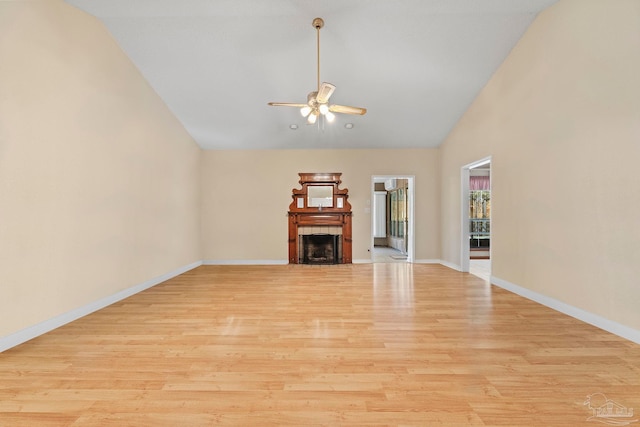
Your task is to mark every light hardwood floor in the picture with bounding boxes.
[1,264,639,426]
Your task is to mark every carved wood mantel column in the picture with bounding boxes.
[288,173,352,264]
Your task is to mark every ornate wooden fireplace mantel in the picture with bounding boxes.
[288,173,352,264]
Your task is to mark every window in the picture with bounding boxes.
[389,187,406,238]
[469,191,490,247]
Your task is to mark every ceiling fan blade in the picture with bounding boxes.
[329,104,367,115]
[316,82,336,104]
[268,102,308,107]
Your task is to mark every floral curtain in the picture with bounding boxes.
[470,176,490,191]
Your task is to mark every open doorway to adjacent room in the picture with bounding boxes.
[370,175,415,263]
[461,158,491,280]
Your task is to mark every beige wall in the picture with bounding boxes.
[440,0,640,329]
[201,149,439,262]
[0,1,201,337]
[5,0,637,346]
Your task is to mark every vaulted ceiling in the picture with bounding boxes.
[66,0,558,150]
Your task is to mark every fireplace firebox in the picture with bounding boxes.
[300,234,342,264]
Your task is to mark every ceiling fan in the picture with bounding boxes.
[268,17,367,124]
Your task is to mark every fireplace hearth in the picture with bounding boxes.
[300,234,341,264]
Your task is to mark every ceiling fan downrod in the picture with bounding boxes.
[312,18,324,93]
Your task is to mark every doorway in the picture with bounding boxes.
[461,158,491,280]
[370,175,415,263]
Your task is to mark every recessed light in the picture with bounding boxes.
[345,123,354,129]
[289,124,298,130]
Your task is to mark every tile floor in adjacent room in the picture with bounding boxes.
[470,259,491,281]
[371,246,408,263]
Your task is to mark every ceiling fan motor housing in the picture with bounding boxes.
[307,92,318,107]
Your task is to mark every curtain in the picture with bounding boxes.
[470,176,490,191]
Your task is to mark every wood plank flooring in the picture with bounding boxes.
[1,264,639,426]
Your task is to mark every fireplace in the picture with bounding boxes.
[300,234,342,264]
[288,173,352,264]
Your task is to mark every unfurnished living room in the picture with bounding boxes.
[1,0,639,426]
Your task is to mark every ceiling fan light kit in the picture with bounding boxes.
[268,17,367,126]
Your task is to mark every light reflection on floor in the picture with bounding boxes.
[372,262,415,315]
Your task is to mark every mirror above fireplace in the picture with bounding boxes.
[307,185,333,208]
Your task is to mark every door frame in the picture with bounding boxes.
[460,157,491,272]
[371,175,415,263]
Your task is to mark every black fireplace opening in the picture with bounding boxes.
[299,234,342,264]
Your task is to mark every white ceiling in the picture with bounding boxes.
[65,0,558,150]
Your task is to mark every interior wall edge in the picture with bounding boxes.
[438,260,463,272]
[0,261,202,353]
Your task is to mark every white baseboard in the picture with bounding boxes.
[354,259,454,265]
[0,260,202,353]
[203,260,451,266]
[358,259,456,266]
[202,259,288,265]
[491,275,640,345]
